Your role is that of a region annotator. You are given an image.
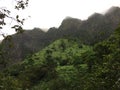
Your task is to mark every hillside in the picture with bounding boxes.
[1,6,120,66]
[0,38,93,89]
[0,26,120,89]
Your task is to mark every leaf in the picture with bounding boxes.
[16,15,19,19]
[0,26,2,29]
[0,14,5,19]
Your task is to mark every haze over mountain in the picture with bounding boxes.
[1,6,120,66]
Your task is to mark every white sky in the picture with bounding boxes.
[23,0,120,29]
[0,0,120,39]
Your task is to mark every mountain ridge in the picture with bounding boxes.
[1,6,120,66]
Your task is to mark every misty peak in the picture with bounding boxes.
[105,6,120,14]
[63,17,82,23]
[61,17,82,26]
[88,13,103,19]
[59,17,82,30]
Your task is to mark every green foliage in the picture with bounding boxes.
[0,73,22,90]
[0,26,120,89]
[91,27,120,89]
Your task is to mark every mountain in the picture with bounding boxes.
[1,26,120,89]
[50,6,120,44]
[1,6,120,66]
[69,7,120,44]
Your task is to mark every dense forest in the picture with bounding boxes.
[0,6,120,90]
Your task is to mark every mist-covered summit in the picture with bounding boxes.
[105,6,120,14]
[59,17,82,30]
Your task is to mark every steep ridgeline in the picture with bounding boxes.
[44,7,120,46]
[57,6,120,44]
[1,6,120,66]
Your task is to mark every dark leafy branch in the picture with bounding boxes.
[0,0,29,38]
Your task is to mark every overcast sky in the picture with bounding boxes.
[23,0,120,29]
[0,0,120,39]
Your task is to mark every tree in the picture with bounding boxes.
[91,27,120,89]
[0,0,29,38]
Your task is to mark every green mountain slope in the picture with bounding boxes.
[0,25,120,89]
[0,38,92,90]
